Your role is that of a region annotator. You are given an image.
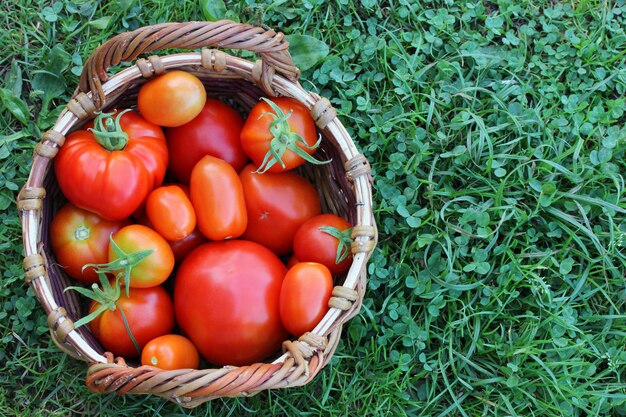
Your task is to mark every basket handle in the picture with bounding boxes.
[77,20,300,108]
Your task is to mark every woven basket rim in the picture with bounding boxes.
[19,22,377,408]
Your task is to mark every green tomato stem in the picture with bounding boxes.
[89,109,132,151]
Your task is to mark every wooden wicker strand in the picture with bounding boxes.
[201,49,227,72]
[79,21,299,108]
[311,97,337,130]
[17,186,46,211]
[328,286,359,311]
[345,153,372,183]
[251,59,276,96]
[23,253,46,283]
[67,92,97,120]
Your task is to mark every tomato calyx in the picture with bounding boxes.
[89,110,132,151]
[84,235,153,296]
[319,226,353,265]
[65,273,141,355]
[254,98,330,174]
[74,225,90,241]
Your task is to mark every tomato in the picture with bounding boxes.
[166,98,248,183]
[88,285,174,358]
[145,185,196,241]
[293,214,353,275]
[279,262,333,337]
[50,203,130,283]
[190,155,247,241]
[240,164,321,255]
[168,227,207,264]
[109,224,175,288]
[240,97,324,173]
[55,110,168,220]
[141,334,200,370]
[174,240,288,366]
[137,70,206,127]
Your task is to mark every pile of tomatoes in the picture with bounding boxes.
[50,71,353,369]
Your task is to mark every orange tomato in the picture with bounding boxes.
[137,70,206,127]
[141,334,200,370]
[190,155,247,241]
[145,185,196,241]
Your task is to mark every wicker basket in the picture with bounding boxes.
[17,20,377,408]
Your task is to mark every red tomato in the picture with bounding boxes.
[240,164,321,255]
[146,185,196,241]
[240,97,321,173]
[89,285,174,358]
[174,240,288,366]
[168,227,207,264]
[50,203,130,283]
[141,334,200,370]
[166,98,248,183]
[138,70,206,127]
[279,262,333,337]
[109,224,175,288]
[190,155,247,241]
[55,110,168,220]
[293,214,353,275]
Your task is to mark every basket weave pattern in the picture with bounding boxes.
[18,20,376,408]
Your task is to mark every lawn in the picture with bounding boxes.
[2,0,626,416]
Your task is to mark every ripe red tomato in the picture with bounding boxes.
[137,70,206,127]
[293,214,353,275]
[190,155,247,241]
[141,334,200,370]
[279,262,333,337]
[166,98,248,183]
[240,97,321,173]
[55,110,168,220]
[145,185,196,241]
[109,224,175,288]
[89,285,174,358]
[168,227,207,264]
[174,240,288,366]
[240,164,321,255]
[50,203,130,283]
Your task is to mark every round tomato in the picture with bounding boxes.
[145,185,196,241]
[50,203,130,283]
[109,224,175,288]
[141,334,200,370]
[137,70,206,127]
[190,155,247,241]
[240,97,323,173]
[240,164,321,255]
[174,240,288,366]
[166,98,248,183]
[293,214,353,275]
[55,110,168,220]
[279,262,333,337]
[88,285,174,358]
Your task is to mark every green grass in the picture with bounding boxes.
[2,0,626,415]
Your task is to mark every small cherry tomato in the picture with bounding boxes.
[279,262,333,337]
[109,224,175,288]
[190,155,247,241]
[50,203,130,283]
[138,70,207,127]
[293,214,353,275]
[141,334,200,370]
[88,285,175,358]
[145,185,196,241]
